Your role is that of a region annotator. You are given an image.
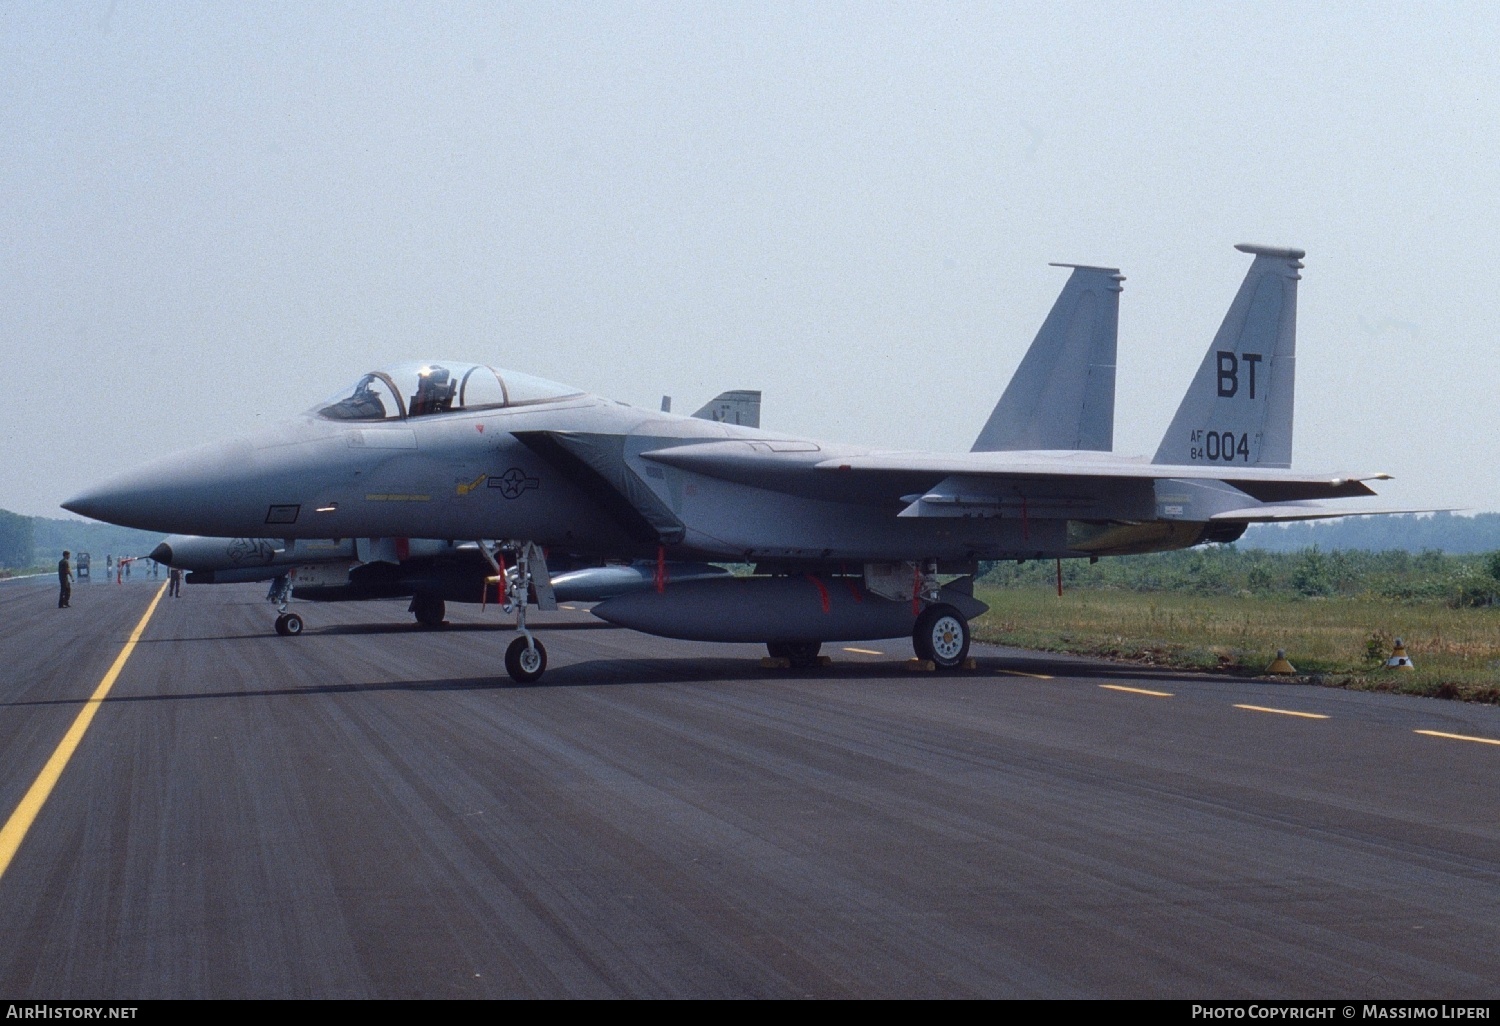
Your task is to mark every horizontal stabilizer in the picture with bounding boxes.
[1222,478,1381,503]
[1211,504,1457,523]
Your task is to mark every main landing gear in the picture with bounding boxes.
[481,540,557,684]
[754,561,976,672]
[274,611,304,636]
[912,603,971,670]
[762,607,972,673]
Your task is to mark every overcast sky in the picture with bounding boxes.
[3,2,1496,519]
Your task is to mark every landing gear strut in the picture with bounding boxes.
[481,540,556,684]
[268,574,303,636]
[912,603,970,670]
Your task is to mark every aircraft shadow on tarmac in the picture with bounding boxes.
[312,619,618,637]
[66,659,989,702]
[1,660,779,706]
[131,618,620,644]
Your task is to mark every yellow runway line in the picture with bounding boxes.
[1234,704,1329,720]
[996,668,1054,680]
[0,582,167,881]
[842,647,884,656]
[1099,684,1173,697]
[1414,729,1500,747]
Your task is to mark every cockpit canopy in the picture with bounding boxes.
[315,362,583,421]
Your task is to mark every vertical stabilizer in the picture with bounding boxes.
[971,264,1122,452]
[693,390,761,429]
[1152,244,1303,467]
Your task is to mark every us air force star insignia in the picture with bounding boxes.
[490,467,540,499]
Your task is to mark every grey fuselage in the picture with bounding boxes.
[67,390,1221,569]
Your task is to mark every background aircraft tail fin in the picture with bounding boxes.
[1152,244,1304,468]
[693,390,761,429]
[970,263,1122,452]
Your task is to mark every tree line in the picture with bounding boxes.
[0,511,165,572]
[1242,512,1500,554]
[981,545,1500,606]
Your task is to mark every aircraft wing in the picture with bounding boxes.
[813,452,1384,500]
[638,441,1387,504]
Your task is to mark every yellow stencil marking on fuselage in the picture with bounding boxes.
[456,473,488,496]
[0,583,168,881]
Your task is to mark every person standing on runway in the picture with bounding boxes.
[58,551,73,608]
[168,566,182,598]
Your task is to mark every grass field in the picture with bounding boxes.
[972,585,1500,703]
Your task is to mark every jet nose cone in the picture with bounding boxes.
[61,484,118,522]
[149,542,174,565]
[62,437,262,534]
[62,469,177,529]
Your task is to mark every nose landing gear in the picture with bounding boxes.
[481,540,557,684]
[267,574,305,637]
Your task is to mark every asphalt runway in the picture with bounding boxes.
[1,574,1497,999]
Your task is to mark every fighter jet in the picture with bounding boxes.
[139,265,1123,639]
[67,245,1391,682]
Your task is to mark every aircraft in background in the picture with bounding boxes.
[68,245,1397,682]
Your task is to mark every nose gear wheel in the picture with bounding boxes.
[504,635,547,682]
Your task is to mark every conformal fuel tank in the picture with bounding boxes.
[590,574,989,643]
